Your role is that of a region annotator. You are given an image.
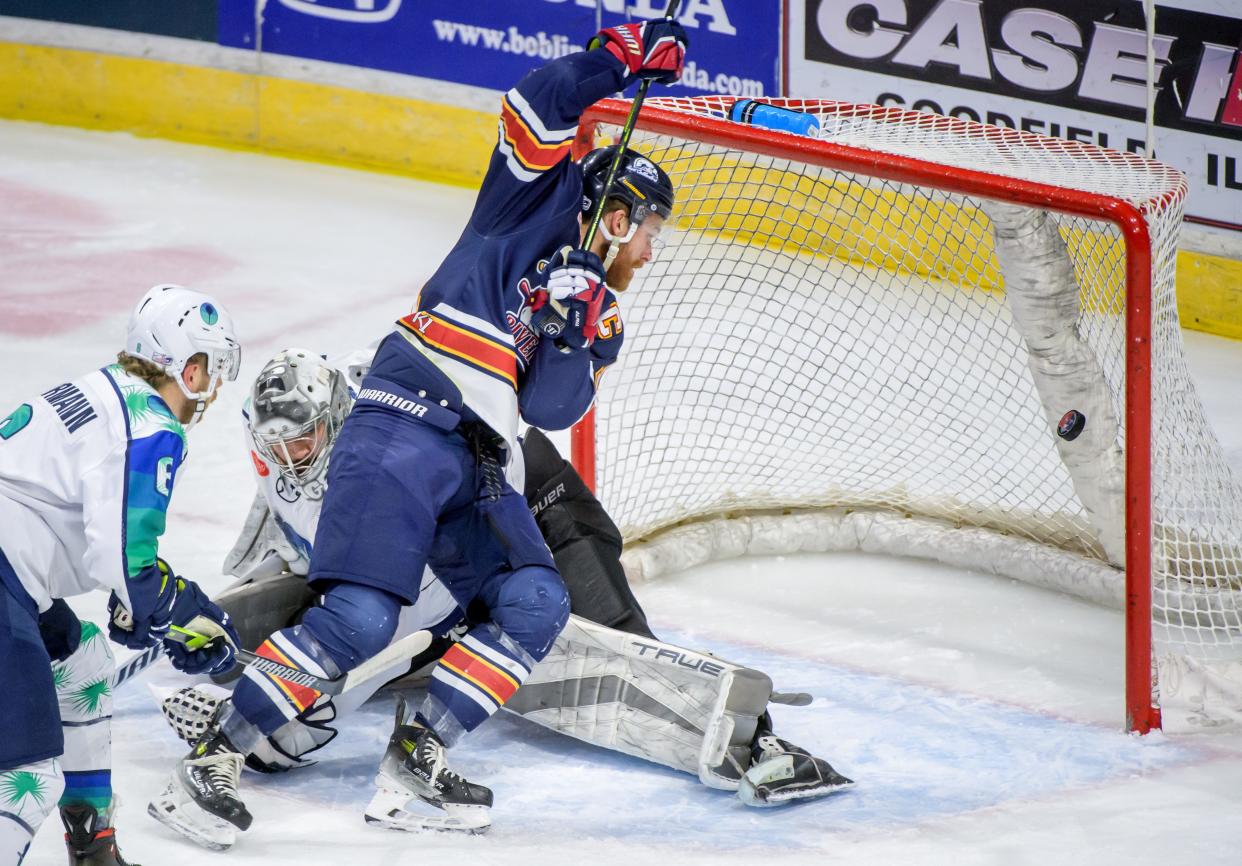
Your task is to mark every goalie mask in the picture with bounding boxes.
[125,284,241,427]
[248,348,351,500]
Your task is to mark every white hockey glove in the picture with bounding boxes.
[530,247,607,351]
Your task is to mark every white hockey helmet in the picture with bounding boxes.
[248,348,351,500]
[125,284,241,413]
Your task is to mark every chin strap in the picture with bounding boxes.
[598,216,638,272]
[185,400,206,430]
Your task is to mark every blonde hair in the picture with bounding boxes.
[115,351,207,390]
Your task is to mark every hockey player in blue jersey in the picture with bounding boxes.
[0,285,242,866]
[158,19,689,841]
[149,345,851,846]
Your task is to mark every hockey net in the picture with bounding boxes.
[569,97,1242,733]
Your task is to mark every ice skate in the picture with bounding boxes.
[61,804,140,866]
[364,699,492,834]
[147,728,252,851]
[737,735,854,807]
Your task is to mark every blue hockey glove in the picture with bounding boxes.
[590,18,689,84]
[530,247,607,351]
[38,598,82,662]
[163,579,240,676]
[108,557,179,650]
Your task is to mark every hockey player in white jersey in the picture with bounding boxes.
[150,347,852,849]
[0,284,243,866]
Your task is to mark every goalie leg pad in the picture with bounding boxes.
[503,615,773,786]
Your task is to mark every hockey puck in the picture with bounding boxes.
[1057,409,1086,441]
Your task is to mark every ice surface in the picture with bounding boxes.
[3,120,1240,866]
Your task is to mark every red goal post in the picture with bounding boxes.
[569,96,1242,734]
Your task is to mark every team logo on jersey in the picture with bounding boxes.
[199,303,219,325]
[250,450,270,477]
[507,277,541,365]
[155,456,175,496]
[630,157,659,183]
[275,475,301,503]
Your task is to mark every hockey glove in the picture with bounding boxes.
[530,247,607,351]
[590,18,688,84]
[163,579,240,676]
[108,557,179,650]
[38,598,83,662]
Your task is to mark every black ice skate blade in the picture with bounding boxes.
[742,777,857,809]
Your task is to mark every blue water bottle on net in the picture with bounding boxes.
[729,100,821,137]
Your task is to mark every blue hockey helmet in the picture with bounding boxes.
[579,146,674,228]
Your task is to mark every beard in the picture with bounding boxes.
[606,256,638,292]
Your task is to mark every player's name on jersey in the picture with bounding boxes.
[41,382,98,434]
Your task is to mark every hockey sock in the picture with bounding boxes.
[230,625,343,737]
[57,770,111,817]
[55,624,114,819]
[231,584,400,738]
[420,624,534,746]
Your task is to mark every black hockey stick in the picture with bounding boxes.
[538,1,683,344]
[581,0,682,252]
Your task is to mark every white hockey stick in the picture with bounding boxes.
[114,643,164,690]
[166,626,433,696]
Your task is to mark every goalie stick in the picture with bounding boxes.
[165,625,432,696]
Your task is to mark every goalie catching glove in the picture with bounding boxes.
[109,558,239,675]
[590,18,688,84]
[530,247,607,351]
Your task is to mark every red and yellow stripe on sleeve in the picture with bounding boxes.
[499,94,573,174]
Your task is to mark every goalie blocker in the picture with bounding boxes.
[201,428,850,801]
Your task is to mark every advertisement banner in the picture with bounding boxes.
[219,0,778,99]
[789,0,1242,234]
[0,0,217,41]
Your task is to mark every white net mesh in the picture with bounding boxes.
[578,97,1242,725]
